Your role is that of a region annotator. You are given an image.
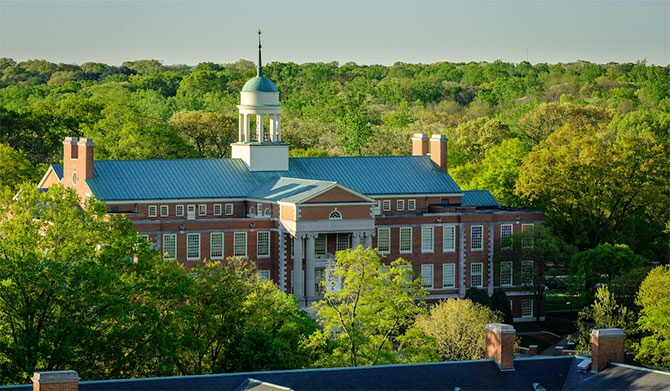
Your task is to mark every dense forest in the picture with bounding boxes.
[0,57,668,261]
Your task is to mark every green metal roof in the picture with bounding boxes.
[248,177,336,203]
[241,76,278,93]
[50,155,462,201]
[461,190,498,207]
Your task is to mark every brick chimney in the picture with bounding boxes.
[486,323,516,370]
[591,328,625,372]
[411,133,429,156]
[77,138,95,180]
[429,134,448,171]
[31,370,79,391]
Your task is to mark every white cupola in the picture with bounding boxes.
[231,30,288,171]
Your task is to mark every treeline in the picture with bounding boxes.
[0,57,668,260]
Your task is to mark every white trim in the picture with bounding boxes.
[443,225,456,252]
[213,204,222,216]
[210,232,224,260]
[175,204,184,217]
[470,225,484,251]
[471,262,483,288]
[377,227,391,254]
[442,263,456,288]
[399,227,413,254]
[421,264,434,289]
[233,231,247,257]
[256,231,270,258]
[500,261,513,287]
[162,233,177,260]
[37,166,58,188]
[160,205,169,217]
[407,199,416,211]
[279,201,375,207]
[224,203,234,215]
[186,233,200,261]
[396,199,405,211]
[382,200,391,211]
[148,205,157,218]
[521,299,534,318]
[198,204,207,216]
[421,226,434,253]
[371,193,464,199]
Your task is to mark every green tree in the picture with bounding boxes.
[400,299,501,362]
[517,125,669,254]
[635,265,670,369]
[449,117,513,162]
[309,247,425,367]
[569,244,648,295]
[0,185,188,383]
[168,110,238,157]
[517,102,612,145]
[0,143,40,191]
[573,287,634,351]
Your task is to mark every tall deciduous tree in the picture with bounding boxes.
[169,110,237,158]
[569,244,648,296]
[400,298,501,362]
[516,125,669,255]
[635,265,670,369]
[572,287,634,351]
[309,247,425,367]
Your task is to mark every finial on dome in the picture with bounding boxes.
[257,29,263,77]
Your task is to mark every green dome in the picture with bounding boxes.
[242,76,278,93]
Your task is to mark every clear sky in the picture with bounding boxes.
[1,0,668,66]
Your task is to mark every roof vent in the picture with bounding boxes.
[532,383,546,391]
[577,357,592,372]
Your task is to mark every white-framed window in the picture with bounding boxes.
[162,234,176,260]
[249,206,256,217]
[522,223,534,249]
[501,224,513,250]
[160,205,169,217]
[264,207,271,217]
[399,227,412,254]
[258,270,271,282]
[377,228,390,254]
[175,205,184,217]
[148,205,157,218]
[257,231,270,258]
[336,233,350,251]
[329,209,342,220]
[257,203,263,215]
[213,204,222,216]
[186,233,200,261]
[140,234,150,242]
[198,204,207,216]
[315,234,327,256]
[397,199,405,211]
[471,262,483,288]
[224,203,234,215]
[442,263,455,288]
[382,200,391,211]
[471,225,484,251]
[187,205,196,220]
[521,260,534,285]
[421,226,434,253]
[521,299,533,318]
[407,199,416,211]
[210,232,224,259]
[421,264,434,289]
[443,225,456,252]
[234,232,247,257]
[500,261,513,286]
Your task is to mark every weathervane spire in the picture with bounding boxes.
[257,29,263,77]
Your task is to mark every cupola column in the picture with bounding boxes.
[256,114,264,142]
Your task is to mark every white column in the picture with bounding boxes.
[276,114,281,142]
[364,231,372,248]
[238,113,243,142]
[243,114,250,142]
[256,114,264,142]
[488,223,495,296]
[305,233,316,302]
[352,232,361,248]
[458,223,466,297]
[293,234,304,300]
[269,115,276,142]
[279,229,286,292]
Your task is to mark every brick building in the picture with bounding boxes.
[38,42,543,320]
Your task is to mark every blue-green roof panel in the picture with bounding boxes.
[241,76,279,93]
[68,156,462,201]
[461,190,498,207]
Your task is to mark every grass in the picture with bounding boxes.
[544,291,586,313]
[514,316,577,337]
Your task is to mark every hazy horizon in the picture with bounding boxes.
[1,0,668,66]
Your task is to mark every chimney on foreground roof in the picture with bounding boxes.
[411,133,429,156]
[429,134,448,171]
[77,138,95,180]
[591,328,625,372]
[486,323,516,371]
[32,370,79,391]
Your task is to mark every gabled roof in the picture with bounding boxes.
[461,190,498,207]
[50,156,462,202]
